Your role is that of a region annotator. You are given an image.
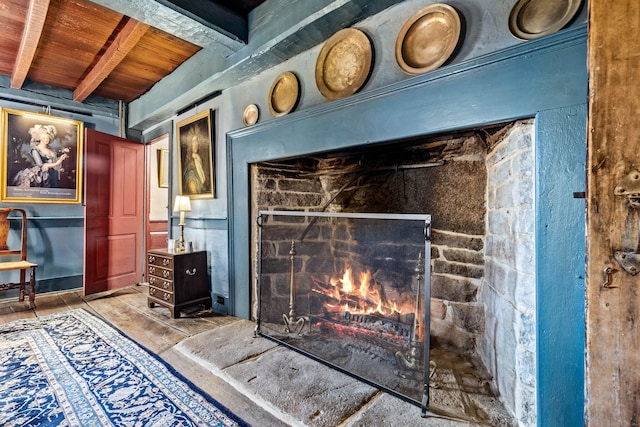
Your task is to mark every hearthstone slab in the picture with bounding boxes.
[175,318,509,426]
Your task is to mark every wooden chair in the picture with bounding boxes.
[0,208,37,308]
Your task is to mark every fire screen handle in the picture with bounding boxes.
[283,240,308,334]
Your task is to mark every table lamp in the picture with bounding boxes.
[173,195,191,252]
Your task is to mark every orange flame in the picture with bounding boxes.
[321,263,406,316]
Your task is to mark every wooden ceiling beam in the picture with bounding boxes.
[89,0,245,53]
[162,0,248,43]
[11,0,50,89]
[73,18,149,102]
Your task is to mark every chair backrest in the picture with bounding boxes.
[0,208,28,261]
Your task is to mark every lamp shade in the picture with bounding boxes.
[173,195,192,212]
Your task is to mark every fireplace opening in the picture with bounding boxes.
[250,119,535,426]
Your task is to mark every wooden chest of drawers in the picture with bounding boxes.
[147,249,211,318]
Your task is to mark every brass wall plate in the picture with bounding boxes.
[315,28,373,100]
[509,0,583,40]
[243,104,259,126]
[395,4,462,75]
[268,71,300,117]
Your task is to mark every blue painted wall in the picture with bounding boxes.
[536,105,586,427]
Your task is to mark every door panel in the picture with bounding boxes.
[84,129,144,295]
[148,220,168,250]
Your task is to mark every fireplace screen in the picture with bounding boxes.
[256,210,432,412]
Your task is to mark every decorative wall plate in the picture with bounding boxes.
[242,104,259,126]
[395,4,461,75]
[509,0,582,40]
[315,28,373,100]
[268,71,300,117]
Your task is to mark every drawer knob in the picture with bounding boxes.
[149,277,155,285]
[186,268,197,276]
[163,270,170,278]
[149,266,155,275]
[162,259,170,266]
[149,287,156,295]
[149,255,155,263]
[163,293,170,301]
[163,281,169,289]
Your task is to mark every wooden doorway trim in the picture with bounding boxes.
[146,134,170,253]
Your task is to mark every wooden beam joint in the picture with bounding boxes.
[73,18,149,102]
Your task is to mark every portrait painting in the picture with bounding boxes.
[176,109,215,199]
[1,108,84,204]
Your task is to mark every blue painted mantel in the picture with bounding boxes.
[227,26,587,426]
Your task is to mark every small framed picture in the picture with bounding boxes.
[176,110,215,199]
[1,108,84,203]
[157,148,169,188]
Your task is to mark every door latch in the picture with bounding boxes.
[602,267,618,289]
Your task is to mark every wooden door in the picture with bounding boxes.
[84,129,144,295]
[586,0,640,423]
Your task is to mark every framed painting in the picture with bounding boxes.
[157,148,169,188]
[176,109,215,199]
[1,108,84,204]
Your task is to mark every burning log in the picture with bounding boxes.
[311,276,362,307]
[311,313,414,348]
[310,275,411,323]
[310,275,416,337]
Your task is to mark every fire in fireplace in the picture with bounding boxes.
[256,210,433,413]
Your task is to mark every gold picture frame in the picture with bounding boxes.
[1,108,84,204]
[176,109,215,199]
[157,148,169,188]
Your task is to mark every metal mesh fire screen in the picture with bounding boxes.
[256,211,432,414]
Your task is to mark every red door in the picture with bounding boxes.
[84,129,144,295]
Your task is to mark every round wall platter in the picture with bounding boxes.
[395,4,461,76]
[315,28,373,100]
[268,71,300,117]
[242,104,259,126]
[509,0,582,40]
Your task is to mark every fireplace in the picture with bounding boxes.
[256,211,433,411]
[228,28,586,427]
[250,122,534,425]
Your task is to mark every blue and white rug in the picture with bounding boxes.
[0,309,250,427]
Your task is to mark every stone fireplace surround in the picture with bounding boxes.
[251,121,534,425]
[227,27,587,427]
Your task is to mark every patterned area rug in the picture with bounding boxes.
[0,309,250,427]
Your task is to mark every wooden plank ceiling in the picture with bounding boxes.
[0,0,264,103]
